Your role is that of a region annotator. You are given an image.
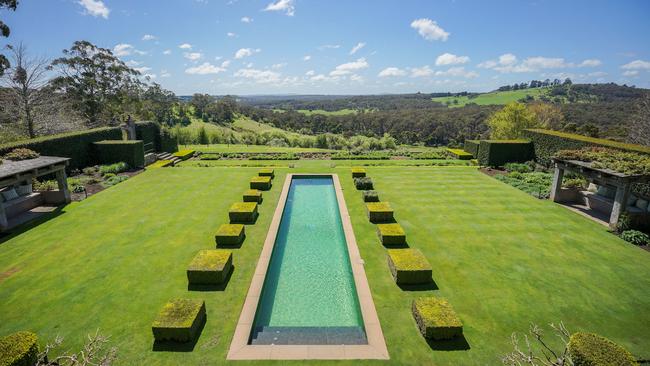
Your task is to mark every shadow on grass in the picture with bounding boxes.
[152,317,207,352]
[187,267,235,292]
[397,279,439,291]
[426,334,471,351]
[0,206,67,244]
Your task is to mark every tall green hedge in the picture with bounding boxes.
[523,129,650,166]
[478,140,534,167]
[135,121,158,152]
[463,140,480,158]
[0,331,39,366]
[92,140,145,168]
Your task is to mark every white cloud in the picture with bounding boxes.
[478,54,577,73]
[160,70,171,78]
[227,32,237,37]
[410,18,449,41]
[350,42,366,55]
[523,57,569,69]
[263,0,295,16]
[305,70,315,76]
[579,59,602,67]
[113,44,134,57]
[435,53,469,66]
[184,52,202,61]
[235,48,261,59]
[623,70,639,77]
[330,58,368,76]
[378,67,407,77]
[621,60,650,70]
[185,62,226,75]
[134,66,152,73]
[303,55,312,61]
[587,71,607,77]
[499,53,518,66]
[318,44,340,50]
[234,68,281,83]
[125,60,141,67]
[241,16,253,23]
[142,34,156,41]
[77,0,110,18]
[310,74,336,82]
[163,49,172,55]
[179,43,192,49]
[410,65,433,77]
[221,60,231,68]
[271,63,287,69]
[434,67,478,78]
[350,74,363,82]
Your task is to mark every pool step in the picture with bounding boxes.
[250,326,367,345]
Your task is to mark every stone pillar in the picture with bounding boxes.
[55,169,71,204]
[550,164,565,202]
[0,199,7,231]
[609,183,631,230]
[121,115,136,141]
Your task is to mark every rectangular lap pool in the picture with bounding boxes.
[228,174,388,360]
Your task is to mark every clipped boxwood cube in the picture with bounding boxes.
[258,168,275,179]
[351,167,366,178]
[250,176,272,191]
[215,224,245,247]
[0,331,38,366]
[362,190,379,202]
[354,177,374,190]
[568,332,637,366]
[187,249,233,284]
[366,202,394,223]
[387,248,432,284]
[152,299,206,343]
[243,189,263,203]
[229,202,259,224]
[377,223,406,246]
[412,297,463,340]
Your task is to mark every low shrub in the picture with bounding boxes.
[3,148,40,161]
[494,171,552,199]
[446,148,473,160]
[354,177,374,190]
[32,179,58,191]
[102,175,129,187]
[215,224,246,247]
[249,153,297,160]
[199,153,221,160]
[186,249,233,284]
[151,299,206,343]
[366,202,394,223]
[243,189,263,203]
[258,168,275,178]
[351,167,366,178]
[172,149,195,161]
[67,177,86,193]
[331,151,390,160]
[377,223,407,246]
[503,162,533,173]
[568,332,637,366]
[555,147,650,176]
[148,160,173,168]
[250,176,272,191]
[387,248,432,284]
[362,190,379,202]
[229,202,259,224]
[412,297,463,340]
[82,166,98,175]
[411,150,448,160]
[620,230,649,246]
[99,162,129,175]
[0,331,38,366]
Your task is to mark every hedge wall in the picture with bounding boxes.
[135,121,158,152]
[478,140,534,167]
[463,140,480,158]
[93,140,145,168]
[523,128,650,167]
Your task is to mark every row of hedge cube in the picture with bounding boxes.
[353,168,463,342]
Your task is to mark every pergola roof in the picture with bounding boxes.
[553,158,650,186]
[0,156,70,187]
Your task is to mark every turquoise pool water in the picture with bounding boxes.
[250,176,366,345]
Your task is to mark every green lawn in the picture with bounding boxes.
[0,164,648,365]
[180,144,335,153]
[432,87,550,107]
[180,158,473,168]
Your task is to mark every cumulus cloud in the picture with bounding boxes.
[271,63,287,69]
[235,48,261,59]
[179,43,192,49]
[621,60,650,70]
[303,55,312,61]
[241,16,253,23]
[330,58,369,76]
[221,60,231,68]
[227,32,237,38]
[160,70,171,78]
[579,59,602,67]
[435,67,478,78]
[142,34,156,41]
[113,44,134,57]
[263,0,295,16]
[350,74,363,82]
[478,54,579,73]
[623,70,639,76]
[378,67,407,77]
[184,52,202,61]
[318,44,340,50]
[435,53,469,66]
[305,70,315,76]
[163,49,172,55]
[134,66,152,73]
[350,42,366,55]
[410,65,433,78]
[410,18,449,41]
[77,0,109,18]
[185,62,226,75]
[234,68,281,83]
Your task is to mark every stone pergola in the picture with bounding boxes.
[550,158,650,229]
[0,156,70,230]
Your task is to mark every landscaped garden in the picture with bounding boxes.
[1,160,648,365]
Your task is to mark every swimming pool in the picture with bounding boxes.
[228,174,388,360]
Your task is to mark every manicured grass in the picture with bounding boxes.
[0,165,648,365]
[432,87,550,107]
[180,144,335,153]
[179,158,473,168]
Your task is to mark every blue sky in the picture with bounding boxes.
[4,0,650,95]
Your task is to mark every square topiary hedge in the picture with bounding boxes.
[229,202,259,224]
[187,249,233,284]
[412,297,463,340]
[354,177,374,190]
[93,140,145,168]
[377,223,407,246]
[387,248,432,284]
[172,149,195,161]
[250,176,272,191]
[568,332,637,366]
[351,167,366,178]
[366,202,394,223]
[214,224,245,247]
[258,168,275,178]
[243,189,263,203]
[152,299,206,343]
[446,148,473,160]
[0,331,38,366]
[463,140,480,158]
[477,140,534,167]
[362,190,379,202]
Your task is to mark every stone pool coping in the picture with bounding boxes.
[227,173,389,360]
